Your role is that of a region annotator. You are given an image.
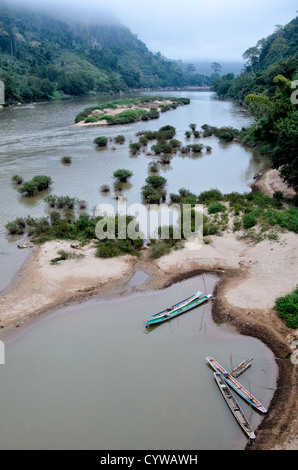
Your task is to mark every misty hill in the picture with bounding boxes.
[211,16,298,101]
[0,4,212,103]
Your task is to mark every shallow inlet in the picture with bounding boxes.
[0,275,277,450]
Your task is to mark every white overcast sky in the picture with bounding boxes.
[5,0,298,61]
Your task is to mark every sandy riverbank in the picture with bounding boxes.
[72,99,174,128]
[0,168,297,450]
[251,168,296,199]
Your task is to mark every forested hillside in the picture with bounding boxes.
[0,4,210,103]
[212,16,298,100]
[212,16,298,193]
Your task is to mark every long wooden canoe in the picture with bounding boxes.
[206,357,267,413]
[145,292,211,327]
[148,290,203,320]
[214,373,256,440]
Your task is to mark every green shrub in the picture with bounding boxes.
[12,175,23,185]
[94,136,108,147]
[18,180,39,196]
[142,184,166,203]
[96,237,142,258]
[218,131,234,142]
[129,142,141,154]
[191,144,204,153]
[208,202,226,214]
[197,189,223,204]
[113,169,133,182]
[31,175,53,191]
[114,135,125,144]
[169,139,181,149]
[148,161,159,173]
[96,241,120,258]
[149,242,171,259]
[5,217,26,235]
[147,108,160,119]
[84,116,98,123]
[18,175,52,196]
[144,131,157,140]
[145,175,167,189]
[243,212,257,229]
[44,195,57,207]
[156,125,176,140]
[274,287,298,329]
[61,156,72,164]
[151,141,172,155]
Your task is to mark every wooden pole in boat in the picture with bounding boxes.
[202,273,207,295]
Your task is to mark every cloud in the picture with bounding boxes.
[4,0,298,61]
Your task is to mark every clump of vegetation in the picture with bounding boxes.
[100,184,111,193]
[141,175,167,203]
[5,217,26,235]
[50,249,85,265]
[96,237,143,258]
[12,175,23,185]
[94,136,108,147]
[156,125,176,140]
[114,135,125,144]
[18,175,53,196]
[148,225,183,259]
[242,212,257,229]
[180,143,204,154]
[44,195,86,210]
[148,161,159,173]
[148,241,171,259]
[208,202,227,214]
[129,142,141,155]
[158,155,172,164]
[201,124,239,142]
[113,169,133,183]
[61,156,72,164]
[151,141,172,155]
[274,286,298,329]
[197,189,223,204]
[77,199,87,210]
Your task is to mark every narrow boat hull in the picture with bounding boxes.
[145,294,211,327]
[148,291,203,320]
[214,373,256,440]
[206,357,267,413]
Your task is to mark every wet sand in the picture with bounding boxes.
[0,168,297,450]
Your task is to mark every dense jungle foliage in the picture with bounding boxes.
[0,4,211,103]
[212,16,298,192]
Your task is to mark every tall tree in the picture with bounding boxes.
[211,62,222,75]
[242,47,260,73]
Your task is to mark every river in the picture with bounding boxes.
[0,274,276,450]
[0,91,271,290]
[0,91,275,450]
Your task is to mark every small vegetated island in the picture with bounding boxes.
[74,96,190,126]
